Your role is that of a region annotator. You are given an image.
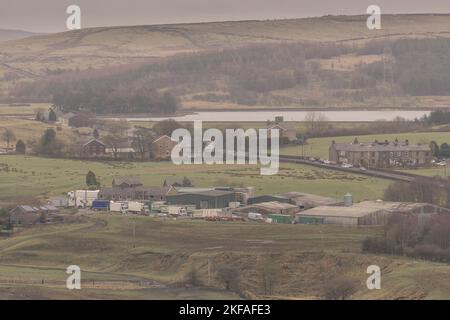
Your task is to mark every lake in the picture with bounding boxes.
[117,110,430,122]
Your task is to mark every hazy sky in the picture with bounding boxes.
[1,0,450,33]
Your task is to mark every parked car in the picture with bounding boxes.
[341,163,353,168]
[360,166,367,171]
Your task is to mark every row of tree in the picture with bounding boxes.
[1,128,26,154]
[363,212,450,262]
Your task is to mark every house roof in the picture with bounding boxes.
[267,124,287,131]
[332,141,431,152]
[83,139,106,147]
[112,176,142,186]
[277,192,342,207]
[152,135,172,144]
[253,201,298,211]
[99,186,172,197]
[169,190,235,197]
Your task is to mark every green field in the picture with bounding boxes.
[0,155,392,203]
[281,132,450,160]
[1,215,450,299]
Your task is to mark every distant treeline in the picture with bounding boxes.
[11,38,450,111]
[12,64,179,114]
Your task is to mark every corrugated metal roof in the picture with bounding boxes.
[297,201,436,218]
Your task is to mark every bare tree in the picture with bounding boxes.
[103,134,124,159]
[2,129,16,148]
[304,111,329,137]
[132,129,155,160]
[216,265,240,292]
[323,276,358,300]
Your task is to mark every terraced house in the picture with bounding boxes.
[329,139,432,168]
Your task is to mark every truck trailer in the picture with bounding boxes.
[91,200,110,211]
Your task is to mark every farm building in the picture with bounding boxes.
[166,190,237,209]
[252,201,300,215]
[112,176,143,188]
[278,192,343,209]
[296,201,449,226]
[98,186,174,202]
[247,195,291,205]
[248,192,341,209]
[268,214,294,224]
[9,205,60,226]
[235,201,300,217]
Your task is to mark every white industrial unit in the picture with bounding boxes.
[67,190,99,208]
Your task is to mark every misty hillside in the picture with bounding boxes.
[11,37,450,113]
[0,29,40,42]
[1,14,450,74]
[2,14,450,110]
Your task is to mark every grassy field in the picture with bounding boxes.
[0,155,392,203]
[1,215,449,299]
[0,103,50,116]
[0,118,78,149]
[281,132,450,160]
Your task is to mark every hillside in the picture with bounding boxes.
[2,14,450,109]
[0,29,40,42]
[1,215,449,299]
[1,15,450,76]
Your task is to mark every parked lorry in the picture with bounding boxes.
[127,201,144,214]
[193,209,223,218]
[248,212,264,221]
[68,190,99,208]
[91,200,110,211]
[110,201,127,213]
[168,206,187,216]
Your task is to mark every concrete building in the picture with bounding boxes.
[329,140,432,168]
[166,190,237,209]
[296,201,449,226]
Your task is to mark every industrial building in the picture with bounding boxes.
[277,192,343,209]
[166,190,237,209]
[234,201,300,217]
[248,192,342,209]
[296,200,449,226]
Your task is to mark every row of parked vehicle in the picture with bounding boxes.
[299,156,368,171]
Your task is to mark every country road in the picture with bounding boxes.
[279,156,431,183]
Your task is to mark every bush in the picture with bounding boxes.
[323,276,359,300]
[216,265,240,292]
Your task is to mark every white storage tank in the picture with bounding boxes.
[344,193,353,207]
